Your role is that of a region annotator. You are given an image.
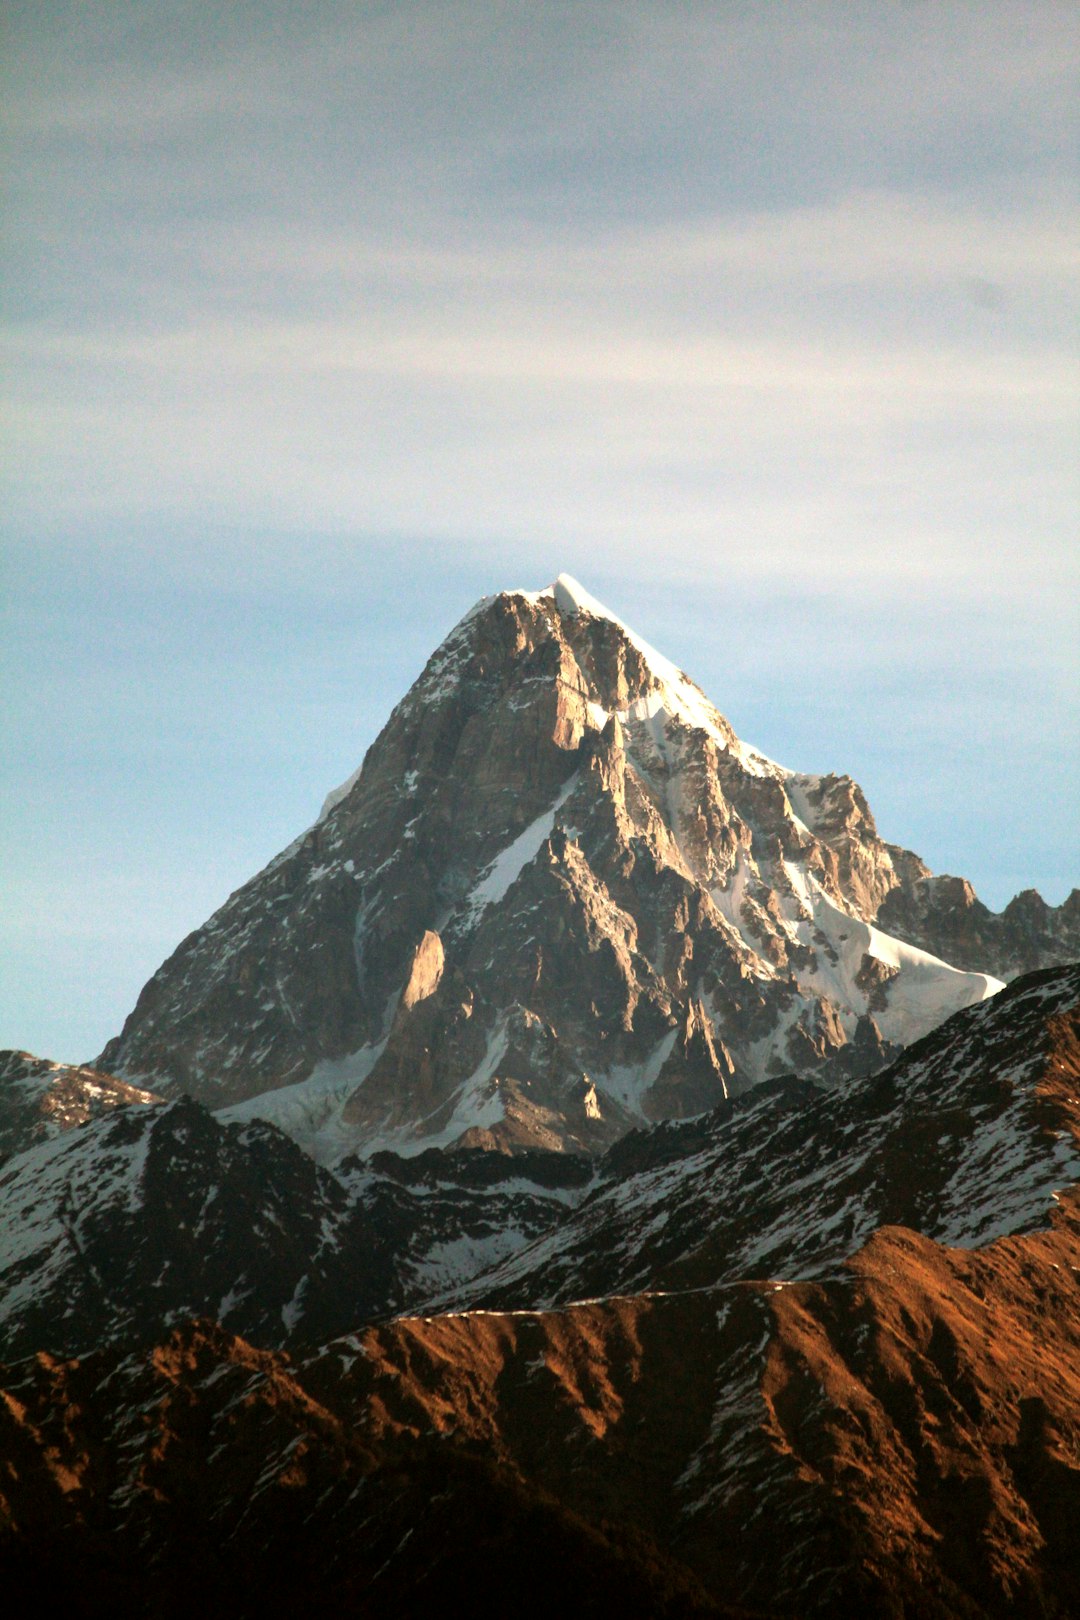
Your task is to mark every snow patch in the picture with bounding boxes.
[596,1028,680,1118]
[317,762,364,824]
[463,775,579,918]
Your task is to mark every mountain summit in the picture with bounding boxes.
[98,575,1077,1158]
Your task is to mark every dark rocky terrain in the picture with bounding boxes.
[0,1095,586,1363]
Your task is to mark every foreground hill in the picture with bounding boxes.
[2,964,1078,1616]
[4,1186,1077,1614]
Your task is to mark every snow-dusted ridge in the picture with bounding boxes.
[546,574,779,777]
[427,964,1080,1317]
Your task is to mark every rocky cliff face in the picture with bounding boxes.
[96,575,1071,1158]
[877,873,1080,980]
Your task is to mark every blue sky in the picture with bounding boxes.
[2,1,1078,1061]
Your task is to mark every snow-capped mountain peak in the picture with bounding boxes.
[96,577,1075,1162]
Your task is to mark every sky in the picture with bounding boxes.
[2,0,1078,1063]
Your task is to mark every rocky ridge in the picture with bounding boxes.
[0,1096,585,1364]
[3,964,1076,1369]
[437,963,1080,1311]
[878,874,1080,981]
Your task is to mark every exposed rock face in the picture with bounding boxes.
[97,574,1067,1158]
[399,928,445,1010]
[877,872,1080,980]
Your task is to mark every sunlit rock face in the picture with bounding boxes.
[96,573,1072,1159]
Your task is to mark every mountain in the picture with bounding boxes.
[5,576,1078,1616]
[94,575,1076,1160]
[3,964,1078,1618]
